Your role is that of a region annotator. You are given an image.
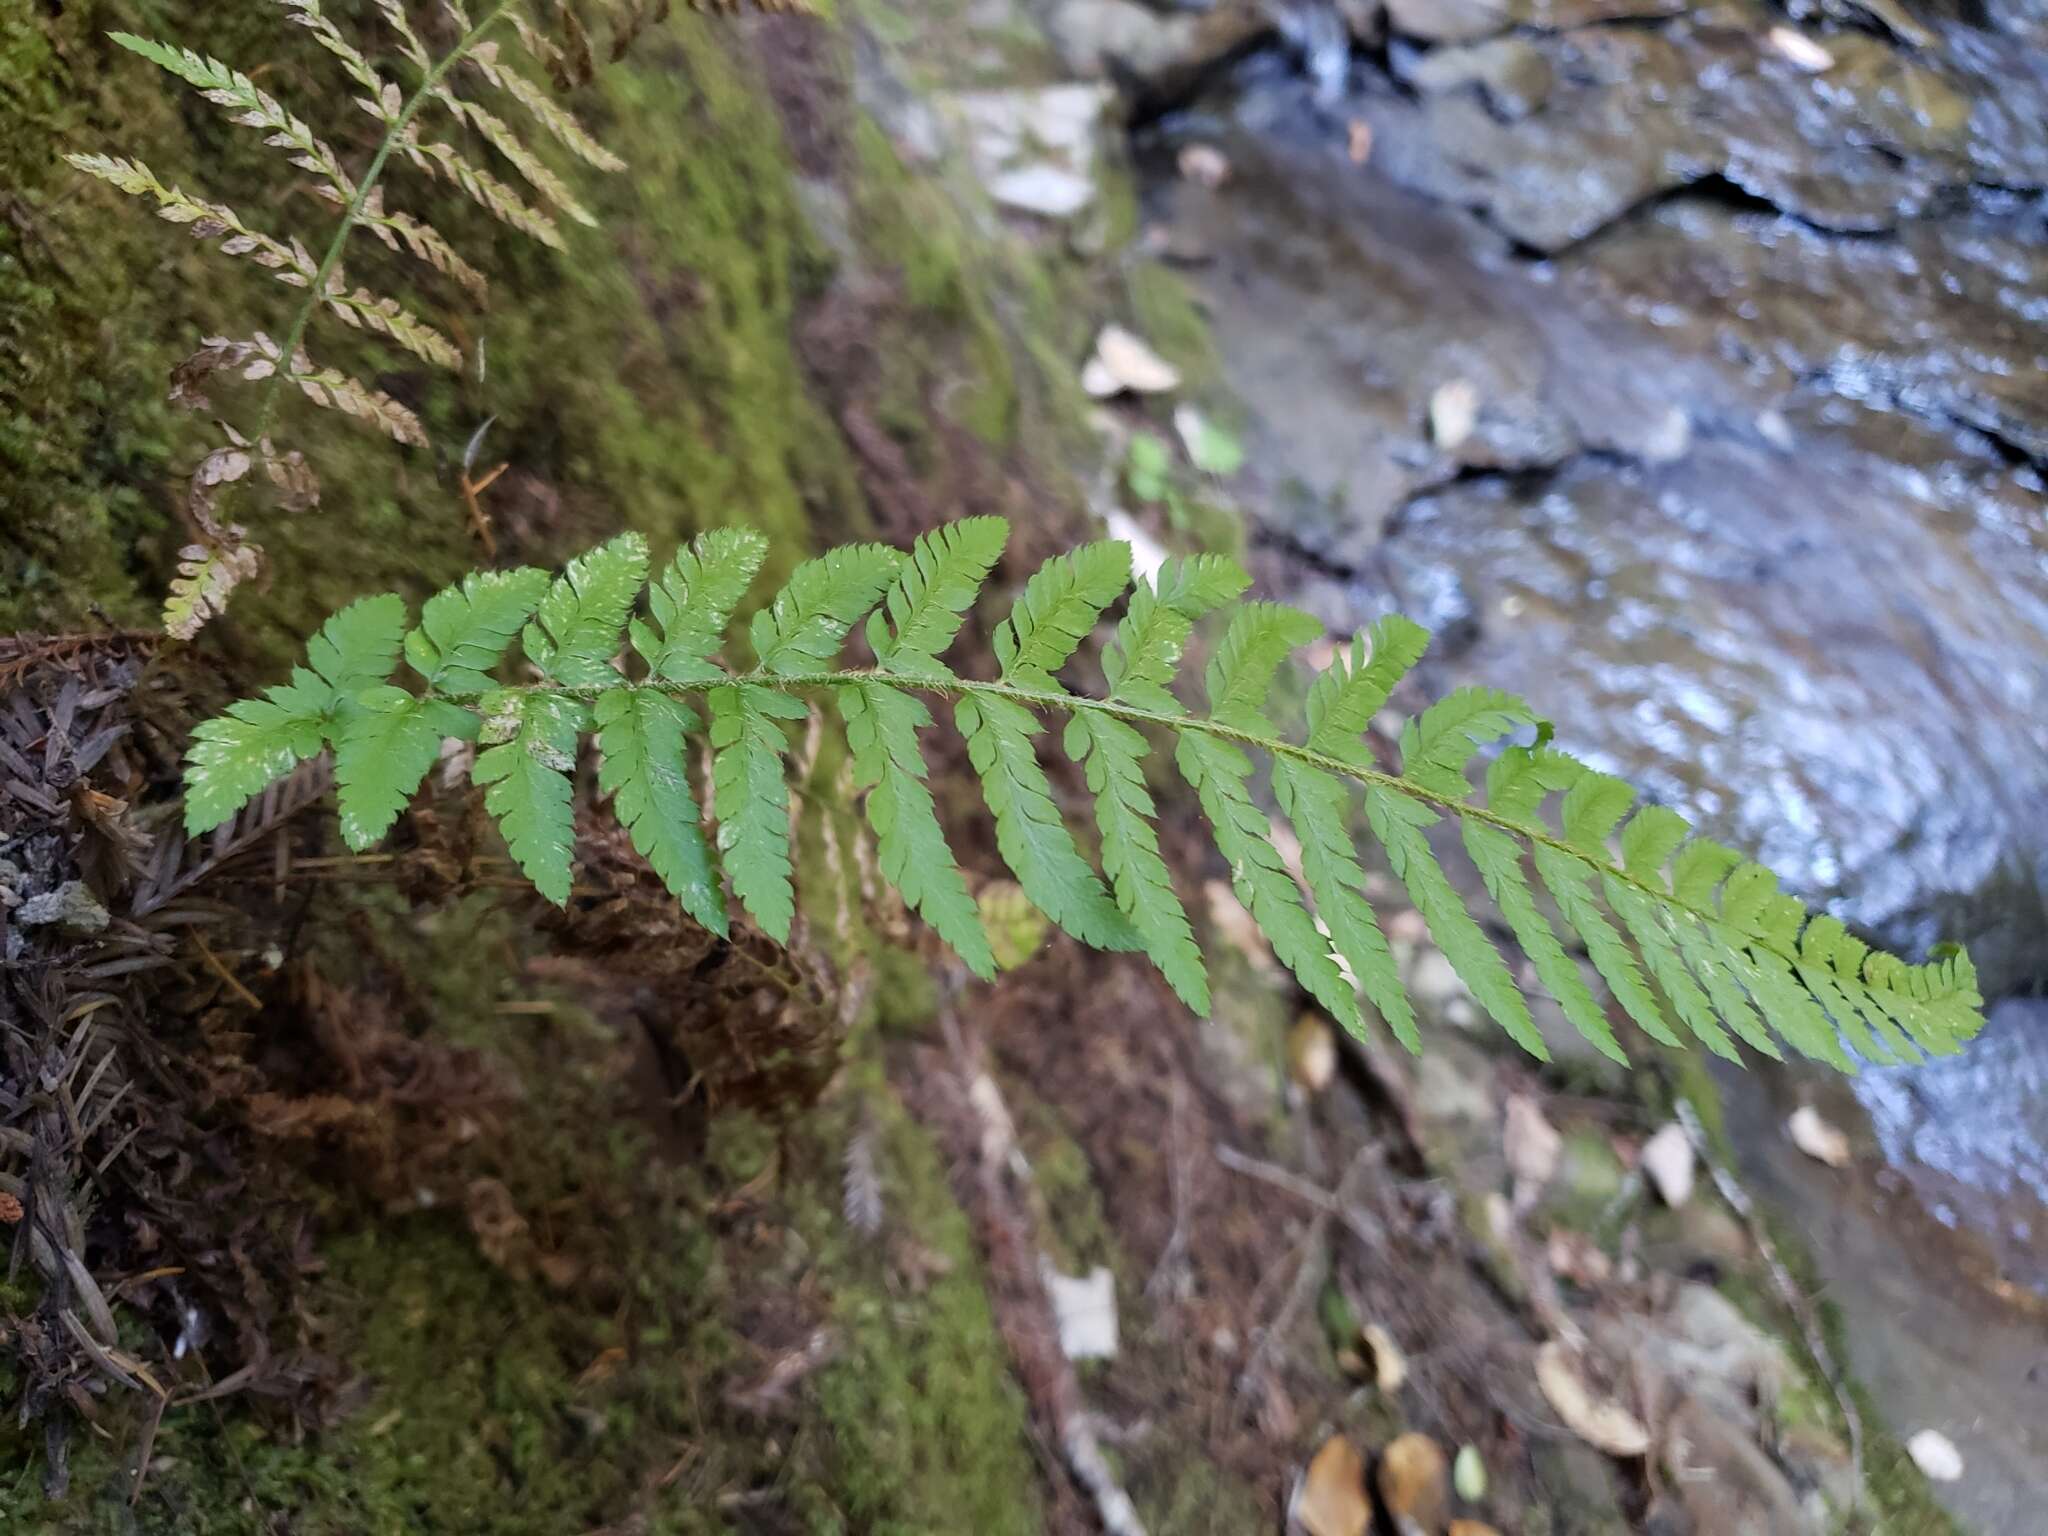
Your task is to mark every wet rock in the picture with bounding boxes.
[949,85,1111,220]
[1047,0,1266,96]
[1663,1397,1815,1535]
[1406,36,1556,120]
[1384,0,1511,44]
[1375,1432,1449,1536]
[15,880,110,935]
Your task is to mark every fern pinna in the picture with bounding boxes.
[182,521,1986,1069]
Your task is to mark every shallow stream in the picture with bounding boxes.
[1132,3,2048,1522]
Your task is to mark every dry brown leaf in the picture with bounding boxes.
[1377,1432,1449,1536]
[1289,1014,1338,1093]
[1361,1321,1407,1393]
[1087,324,1181,395]
[1639,1120,1695,1207]
[1346,117,1374,165]
[1536,1341,1650,1457]
[1787,1105,1851,1168]
[1297,1434,1371,1536]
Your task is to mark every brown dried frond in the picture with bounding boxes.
[66,155,316,286]
[356,188,488,299]
[397,132,566,248]
[321,278,464,370]
[113,35,357,200]
[274,0,388,100]
[430,87,599,225]
[164,536,264,641]
[466,40,626,171]
[255,333,431,446]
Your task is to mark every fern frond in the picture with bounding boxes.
[430,87,599,225]
[473,689,584,904]
[275,0,389,99]
[269,338,430,446]
[841,681,994,975]
[164,538,264,643]
[869,516,1009,676]
[355,190,489,299]
[634,528,769,684]
[400,133,566,248]
[68,154,316,285]
[1181,732,1358,1030]
[335,687,473,849]
[183,525,1989,1078]
[110,34,355,200]
[597,686,727,935]
[710,683,808,942]
[958,691,1140,952]
[321,281,464,370]
[467,41,627,171]
[995,542,1132,688]
[406,566,552,693]
[523,531,649,686]
[749,544,903,676]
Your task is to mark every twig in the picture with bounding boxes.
[1215,1143,1385,1248]
[187,930,262,1010]
[1676,1099,1863,1490]
[459,460,506,555]
[1231,1145,1378,1407]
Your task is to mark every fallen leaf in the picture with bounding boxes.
[1430,379,1480,450]
[1767,25,1833,71]
[1361,1321,1407,1393]
[1906,1428,1963,1482]
[1377,1432,1449,1536]
[1639,1121,1696,1207]
[1787,1105,1851,1168]
[1503,1093,1562,1204]
[1290,1014,1338,1093]
[1086,324,1181,396]
[1176,141,1230,188]
[1347,117,1374,165]
[1547,1228,1613,1286]
[1448,1524,1505,1536]
[0,1192,21,1225]
[1535,1340,1651,1458]
[1174,404,1245,476]
[1452,1443,1487,1502]
[1297,1434,1371,1536]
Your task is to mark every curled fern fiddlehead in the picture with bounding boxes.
[182,522,1988,1069]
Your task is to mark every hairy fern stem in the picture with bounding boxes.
[259,0,521,433]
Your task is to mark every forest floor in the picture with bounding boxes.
[0,1,1995,1533]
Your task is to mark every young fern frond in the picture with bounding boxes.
[181,522,1990,1073]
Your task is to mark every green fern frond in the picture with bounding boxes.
[710,682,808,941]
[635,528,770,684]
[473,689,585,904]
[597,686,727,934]
[183,521,1989,1076]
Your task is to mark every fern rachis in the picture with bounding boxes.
[181,521,1988,1071]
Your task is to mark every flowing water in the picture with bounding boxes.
[1131,2,2048,1522]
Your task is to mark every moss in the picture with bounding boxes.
[796,1082,1044,1536]
[1121,261,1224,398]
